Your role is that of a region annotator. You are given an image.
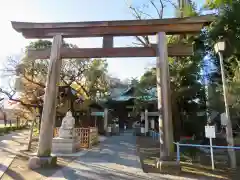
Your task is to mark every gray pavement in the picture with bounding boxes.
[48,131,186,180]
[0,129,29,179]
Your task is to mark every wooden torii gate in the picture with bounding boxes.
[11,15,213,166]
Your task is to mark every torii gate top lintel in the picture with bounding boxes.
[11,15,214,39]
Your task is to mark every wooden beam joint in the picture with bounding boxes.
[103,36,113,48]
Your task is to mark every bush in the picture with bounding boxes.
[0,125,27,135]
[179,139,201,160]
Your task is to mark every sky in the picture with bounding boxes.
[0,0,205,86]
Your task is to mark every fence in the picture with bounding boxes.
[149,130,160,140]
[89,127,99,148]
[148,130,240,169]
[54,127,98,149]
[174,142,240,160]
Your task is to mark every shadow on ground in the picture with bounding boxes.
[57,162,172,180]
[0,130,76,180]
[136,136,238,180]
[3,154,76,180]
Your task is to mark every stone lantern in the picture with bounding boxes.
[14,63,25,92]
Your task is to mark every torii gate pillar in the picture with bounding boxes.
[156,32,180,172]
[29,34,62,169]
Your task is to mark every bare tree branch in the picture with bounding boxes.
[150,0,163,18]
[163,0,178,9]
[129,0,167,47]
[0,88,38,109]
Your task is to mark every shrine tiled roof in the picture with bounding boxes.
[108,86,157,102]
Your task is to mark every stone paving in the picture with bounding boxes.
[0,130,29,179]
[47,131,185,180]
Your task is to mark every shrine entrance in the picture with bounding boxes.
[11,15,213,163]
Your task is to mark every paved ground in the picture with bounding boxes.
[0,130,29,178]
[47,131,185,180]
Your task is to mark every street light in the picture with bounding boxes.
[214,40,236,169]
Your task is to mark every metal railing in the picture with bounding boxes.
[148,130,240,169]
[174,142,240,162]
[149,130,160,140]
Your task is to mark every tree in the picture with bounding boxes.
[128,0,208,140]
[0,40,110,124]
[204,0,240,116]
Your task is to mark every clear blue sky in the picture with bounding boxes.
[0,0,205,85]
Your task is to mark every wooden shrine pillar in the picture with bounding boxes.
[37,34,63,157]
[104,108,108,133]
[144,109,149,135]
[140,112,144,122]
[151,118,155,130]
[156,32,174,159]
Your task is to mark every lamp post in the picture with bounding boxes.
[214,40,236,169]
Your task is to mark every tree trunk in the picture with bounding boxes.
[27,119,36,151]
[171,95,181,142]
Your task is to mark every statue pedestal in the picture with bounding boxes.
[59,127,74,138]
[52,137,78,154]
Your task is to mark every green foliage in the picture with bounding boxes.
[84,58,109,98]
[176,0,198,17]
[18,40,110,107]
[139,68,156,88]
[204,0,232,10]
[0,125,27,135]
[205,0,240,115]
[128,0,208,138]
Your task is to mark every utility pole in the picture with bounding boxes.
[214,41,236,169]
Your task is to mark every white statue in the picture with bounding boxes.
[59,111,75,138]
[61,111,75,129]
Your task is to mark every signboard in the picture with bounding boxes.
[205,125,216,138]
[204,125,216,170]
[91,112,104,117]
[220,113,227,126]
